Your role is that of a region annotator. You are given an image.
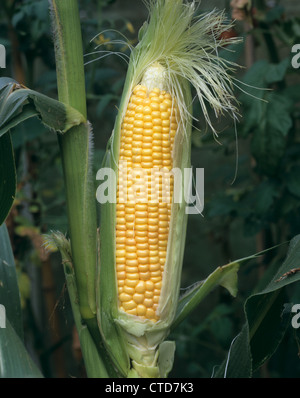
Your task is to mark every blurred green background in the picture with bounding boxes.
[1,0,300,378]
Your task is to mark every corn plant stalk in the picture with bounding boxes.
[49,0,109,377]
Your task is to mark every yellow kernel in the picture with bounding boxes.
[140,272,150,280]
[133,120,144,128]
[133,84,145,94]
[149,263,160,272]
[135,204,148,211]
[126,237,136,245]
[159,233,169,241]
[144,298,153,308]
[141,148,152,156]
[116,257,126,265]
[136,304,147,316]
[145,280,154,291]
[152,133,162,141]
[153,118,162,126]
[127,102,135,109]
[148,238,158,245]
[135,281,146,293]
[143,129,153,137]
[125,252,137,260]
[151,276,162,283]
[143,106,152,115]
[151,88,161,94]
[144,290,154,299]
[135,236,148,244]
[135,217,148,225]
[119,292,132,302]
[146,308,156,320]
[117,271,126,280]
[160,103,169,112]
[125,279,138,287]
[138,258,149,266]
[132,147,142,156]
[150,102,160,111]
[144,122,153,130]
[133,293,144,304]
[151,270,162,278]
[127,272,139,280]
[126,230,135,238]
[126,308,137,315]
[135,232,148,239]
[137,242,149,250]
[151,110,160,118]
[141,162,153,168]
[138,264,149,272]
[135,225,148,233]
[148,225,159,233]
[116,264,125,272]
[137,249,149,257]
[123,285,135,295]
[126,260,139,269]
[116,224,126,232]
[154,281,162,289]
[126,266,139,274]
[122,300,137,311]
[159,257,166,265]
[132,155,142,164]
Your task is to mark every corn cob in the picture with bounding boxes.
[116,79,179,322]
[98,0,240,378]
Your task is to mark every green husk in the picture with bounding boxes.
[98,0,241,377]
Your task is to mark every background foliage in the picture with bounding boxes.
[0,0,300,378]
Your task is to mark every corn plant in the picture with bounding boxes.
[0,0,300,379]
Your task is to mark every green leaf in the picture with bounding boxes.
[11,117,47,149]
[157,340,176,378]
[251,92,292,175]
[0,78,85,137]
[241,180,278,218]
[45,231,113,378]
[283,84,300,103]
[0,225,42,378]
[286,165,300,198]
[265,57,290,84]
[0,224,23,340]
[213,325,252,378]
[171,250,272,331]
[214,236,300,377]
[0,103,39,137]
[0,319,43,378]
[0,133,16,225]
[246,289,289,371]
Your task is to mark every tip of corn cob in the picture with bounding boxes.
[140,62,168,93]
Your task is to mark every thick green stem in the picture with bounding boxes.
[49,0,108,377]
[50,0,96,322]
